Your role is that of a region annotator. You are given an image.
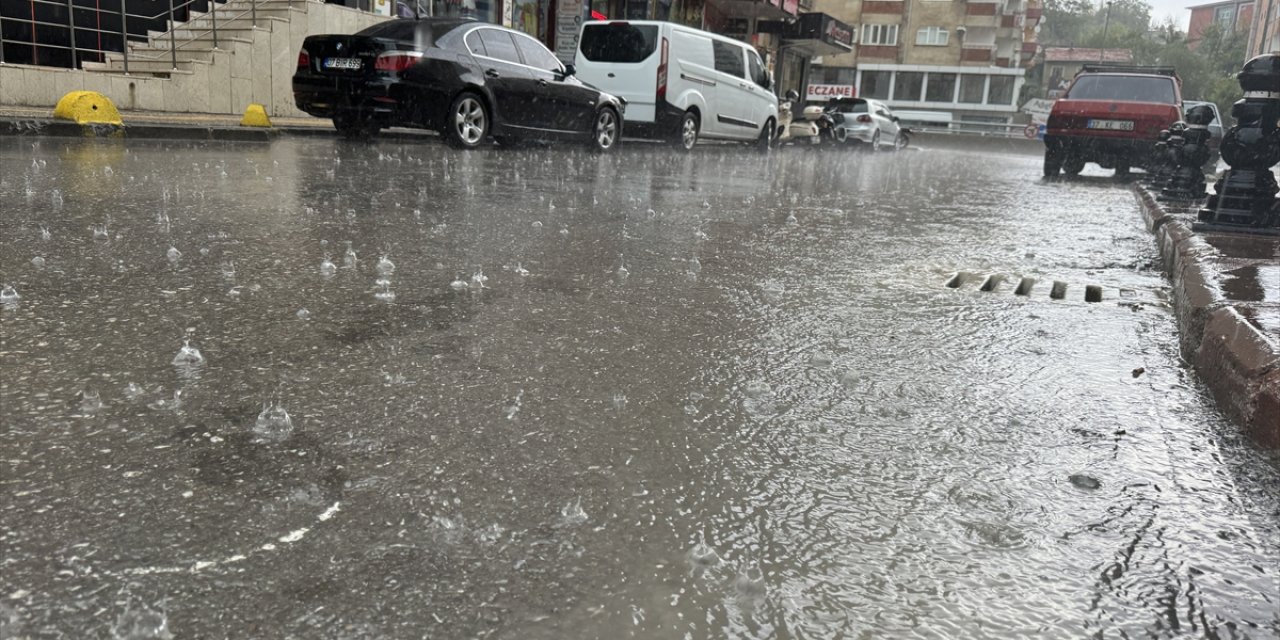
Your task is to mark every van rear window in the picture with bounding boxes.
[579,23,659,63]
[1065,76,1177,103]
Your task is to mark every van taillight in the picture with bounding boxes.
[375,51,423,72]
[656,37,669,102]
[297,49,310,69]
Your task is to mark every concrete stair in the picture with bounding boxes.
[83,0,307,77]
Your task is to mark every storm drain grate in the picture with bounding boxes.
[946,272,1106,303]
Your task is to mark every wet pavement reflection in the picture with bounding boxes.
[1,137,1278,638]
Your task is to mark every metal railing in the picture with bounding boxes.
[0,0,298,73]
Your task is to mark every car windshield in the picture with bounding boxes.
[579,23,659,63]
[1065,75,1177,103]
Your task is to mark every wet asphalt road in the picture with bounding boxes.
[1,136,1278,639]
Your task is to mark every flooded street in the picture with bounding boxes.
[1,137,1278,638]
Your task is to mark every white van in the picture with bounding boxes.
[574,20,778,150]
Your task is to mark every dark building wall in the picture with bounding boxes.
[1,0,223,67]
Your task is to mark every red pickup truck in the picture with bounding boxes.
[1043,65,1183,177]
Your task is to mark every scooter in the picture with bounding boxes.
[775,90,823,146]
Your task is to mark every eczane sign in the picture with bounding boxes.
[806,84,856,101]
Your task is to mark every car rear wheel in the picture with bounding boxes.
[677,111,699,151]
[870,130,880,151]
[445,92,489,149]
[1115,162,1131,178]
[590,107,620,152]
[894,132,907,150]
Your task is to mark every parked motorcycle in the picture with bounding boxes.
[776,90,823,146]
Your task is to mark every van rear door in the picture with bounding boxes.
[575,22,661,123]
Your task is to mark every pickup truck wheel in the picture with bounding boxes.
[1063,157,1085,176]
[1043,148,1063,177]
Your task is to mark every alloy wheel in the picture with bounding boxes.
[681,114,698,150]
[596,109,618,149]
[454,97,486,146]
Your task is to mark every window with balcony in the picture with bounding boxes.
[959,75,986,103]
[987,75,1015,105]
[1215,5,1234,25]
[916,27,949,45]
[894,72,924,100]
[861,70,892,99]
[862,24,899,46]
[925,72,957,102]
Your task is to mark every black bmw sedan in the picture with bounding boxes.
[293,19,623,151]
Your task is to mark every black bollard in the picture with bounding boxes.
[1160,106,1214,203]
[1196,54,1280,234]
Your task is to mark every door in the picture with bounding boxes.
[710,39,754,139]
[574,22,661,123]
[513,31,597,133]
[471,28,536,128]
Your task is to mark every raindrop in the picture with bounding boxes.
[92,225,110,241]
[343,242,357,269]
[687,257,702,275]
[558,498,588,527]
[514,263,530,277]
[687,532,721,576]
[220,261,236,280]
[450,277,469,291]
[319,256,337,277]
[734,558,767,602]
[760,281,785,301]
[374,279,396,302]
[612,393,628,409]
[147,389,184,411]
[51,189,63,209]
[40,226,52,241]
[616,257,630,279]
[123,382,145,400]
[1,285,21,307]
[744,381,772,399]
[471,268,488,288]
[253,401,294,443]
[296,308,311,320]
[376,255,395,277]
[809,352,834,368]
[531,221,543,228]
[78,388,103,414]
[785,211,798,225]
[559,227,569,237]
[31,256,45,269]
[111,599,173,640]
[166,247,182,262]
[172,339,204,366]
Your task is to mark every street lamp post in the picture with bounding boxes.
[1098,0,1112,62]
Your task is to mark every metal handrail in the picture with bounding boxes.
[0,0,307,72]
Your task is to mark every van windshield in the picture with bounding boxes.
[579,23,659,63]
[1065,75,1177,103]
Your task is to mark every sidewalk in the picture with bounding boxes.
[1134,186,1280,451]
[0,105,435,141]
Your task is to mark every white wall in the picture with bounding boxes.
[0,2,387,117]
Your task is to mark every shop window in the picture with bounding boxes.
[925,72,956,102]
[894,71,923,100]
[431,0,497,23]
[987,75,1015,105]
[861,70,892,99]
[958,75,985,103]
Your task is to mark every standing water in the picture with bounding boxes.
[0,137,1275,638]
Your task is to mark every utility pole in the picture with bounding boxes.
[1099,0,1112,62]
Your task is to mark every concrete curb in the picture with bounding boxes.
[0,117,438,143]
[1133,185,1280,450]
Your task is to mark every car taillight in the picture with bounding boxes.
[375,51,423,72]
[857,115,871,123]
[656,37,669,102]
[297,48,310,69]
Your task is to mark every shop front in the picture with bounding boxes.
[761,12,853,99]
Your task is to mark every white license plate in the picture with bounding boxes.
[324,57,362,70]
[1087,119,1134,131]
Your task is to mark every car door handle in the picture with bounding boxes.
[607,72,616,78]
[538,79,548,86]
[485,68,500,78]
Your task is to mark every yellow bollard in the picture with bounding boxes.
[240,104,273,128]
[53,91,124,126]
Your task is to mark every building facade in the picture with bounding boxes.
[1187,0,1254,49]
[801,0,1042,127]
[1247,0,1279,55]
[1040,47,1132,98]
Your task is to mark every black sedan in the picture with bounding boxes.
[293,19,623,151]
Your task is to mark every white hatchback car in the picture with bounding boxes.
[827,98,906,150]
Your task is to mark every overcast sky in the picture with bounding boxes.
[1145,0,1194,31]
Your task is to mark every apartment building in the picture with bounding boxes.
[1247,0,1279,55]
[1187,0,1254,49]
[803,0,1042,127]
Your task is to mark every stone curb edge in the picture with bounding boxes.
[0,118,436,143]
[1133,186,1280,450]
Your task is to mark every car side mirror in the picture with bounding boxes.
[892,116,900,123]
[760,73,771,90]
[561,63,576,78]
[785,89,800,101]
